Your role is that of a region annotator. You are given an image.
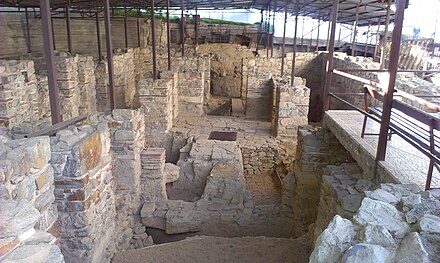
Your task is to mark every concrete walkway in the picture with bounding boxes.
[324,110,440,189]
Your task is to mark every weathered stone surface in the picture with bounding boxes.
[405,199,440,224]
[163,163,180,183]
[141,202,156,218]
[394,232,430,263]
[365,189,400,205]
[363,224,395,248]
[342,243,391,263]
[309,215,355,263]
[342,194,363,213]
[0,199,40,238]
[419,214,440,234]
[2,243,64,263]
[24,230,56,245]
[402,194,422,212]
[5,137,51,174]
[354,198,409,239]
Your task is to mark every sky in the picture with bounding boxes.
[170,0,440,44]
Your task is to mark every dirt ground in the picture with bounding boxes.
[112,235,311,263]
[244,173,282,205]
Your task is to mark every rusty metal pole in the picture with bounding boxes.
[316,17,320,52]
[150,0,157,79]
[322,0,339,112]
[166,0,172,70]
[337,23,342,46]
[256,9,264,54]
[194,5,198,48]
[25,7,32,53]
[271,0,277,57]
[66,0,72,53]
[300,16,305,52]
[180,0,185,58]
[124,3,128,49]
[40,0,62,124]
[103,0,115,109]
[364,22,371,57]
[51,8,56,50]
[137,8,141,47]
[376,0,407,161]
[266,6,271,58]
[326,18,331,51]
[95,1,102,61]
[290,1,299,87]
[280,0,288,76]
[380,0,392,69]
[374,17,381,61]
[351,1,361,56]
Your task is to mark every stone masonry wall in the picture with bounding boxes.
[50,124,116,263]
[55,54,80,120]
[291,125,352,236]
[0,60,40,128]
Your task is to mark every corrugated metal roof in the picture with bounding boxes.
[0,0,395,26]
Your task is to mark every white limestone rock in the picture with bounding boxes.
[164,163,180,183]
[402,194,422,212]
[354,198,409,239]
[342,243,391,263]
[380,183,421,197]
[0,199,40,238]
[394,232,430,263]
[309,215,355,263]
[2,243,64,263]
[363,224,395,248]
[405,199,440,224]
[365,189,400,205]
[419,214,440,234]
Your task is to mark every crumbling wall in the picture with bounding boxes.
[0,60,40,128]
[50,125,116,263]
[271,77,310,165]
[196,44,254,98]
[291,125,352,236]
[0,133,64,262]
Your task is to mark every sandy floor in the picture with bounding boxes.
[244,173,282,205]
[112,236,311,263]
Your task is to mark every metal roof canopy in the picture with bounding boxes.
[1,0,394,26]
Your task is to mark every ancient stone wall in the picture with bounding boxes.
[0,60,41,128]
[50,125,116,263]
[291,125,352,236]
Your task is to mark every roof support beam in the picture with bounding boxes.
[374,17,381,61]
[376,0,407,162]
[103,0,116,109]
[351,0,361,56]
[150,0,157,79]
[280,0,288,76]
[290,0,299,87]
[322,0,339,112]
[271,0,277,57]
[316,17,320,52]
[66,0,73,53]
[180,0,185,58]
[40,0,62,124]
[25,7,32,53]
[166,0,172,70]
[380,0,392,69]
[95,1,102,61]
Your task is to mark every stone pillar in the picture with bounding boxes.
[55,54,79,120]
[76,56,97,115]
[140,148,167,201]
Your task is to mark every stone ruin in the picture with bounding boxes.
[1,42,439,263]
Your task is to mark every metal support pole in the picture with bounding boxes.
[300,16,305,52]
[124,3,128,49]
[266,6,271,58]
[280,0,288,76]
[25,7,32,53]
[290,1,299,86]
[256,9,264,54]
[51,11,56,50]
[351,1,361,56]
[309,22,313,52]
[180,0,185,58]
[316,18,320,52]
[103,0,115,109]
[95,2,102,61]
[364,22,371,57]
[137,8,141,47]
[271,0,277,57]
[380,0,392,69]
[376,0,407,161]
[374,17,381,61]
[337,23,342,46]
[150,0,157,79]
[194,5,198,47]
[66,0,72,53]
[326,19,331,51]
[40,0,61,124]
[322,0,339,112]
[166,0,172,70]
